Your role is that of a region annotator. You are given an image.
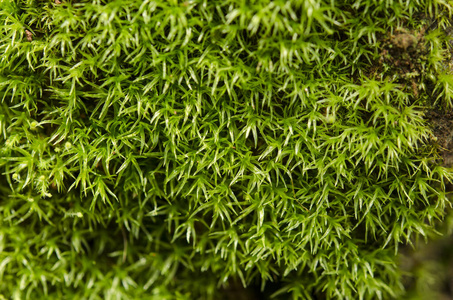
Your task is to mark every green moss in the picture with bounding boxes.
[1,0,453,299]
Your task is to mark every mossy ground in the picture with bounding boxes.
[1,0,453,299]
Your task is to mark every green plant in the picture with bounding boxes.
[1,0,453,299]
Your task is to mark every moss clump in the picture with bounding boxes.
[1,0,453,299]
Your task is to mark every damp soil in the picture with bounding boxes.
[425,109,453,168]
[367,23,431,99]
